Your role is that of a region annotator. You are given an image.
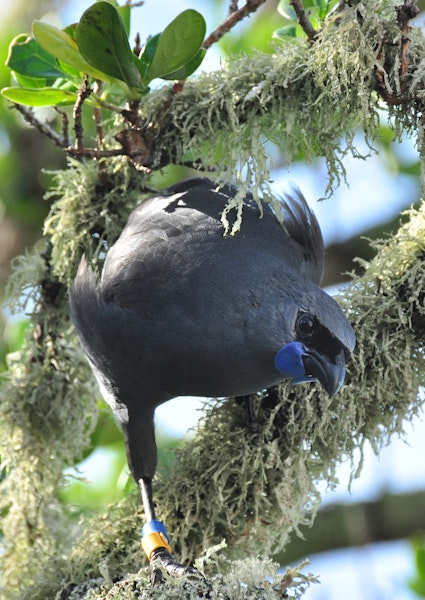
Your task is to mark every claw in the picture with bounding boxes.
[150,548,204,585]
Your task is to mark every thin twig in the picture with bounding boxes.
[93,106,103,148]
[228,1,239,16]
[289,0,318,42]
[65,146,125,159]
[375,0,419,105]
[133,32,142,56]
[202,0,267,51]
[73,75,92,154]
[55,108,70,148]
[92,81,110,180]
[11,104,66,148]
[397,1,419,89]
[153,0,267,131]
[92,82,105,150]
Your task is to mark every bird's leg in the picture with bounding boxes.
[138,478,202,585]
[140,476,157,522]
[236,394,260,432]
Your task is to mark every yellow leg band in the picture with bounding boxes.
[142,531,172,560]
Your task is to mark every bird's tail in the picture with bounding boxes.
[70,255,98,340]
[279,189,325,286]
[69,255,113,369]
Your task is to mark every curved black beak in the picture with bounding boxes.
[302,349,346,397]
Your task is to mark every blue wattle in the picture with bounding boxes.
[274,341,307,380]
[275,342,319,385]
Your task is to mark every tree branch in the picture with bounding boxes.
[202,0,268,50]
[278,490,425,564]
[11,104,66,148]
[289,0,318,42]
[73,75,92,155]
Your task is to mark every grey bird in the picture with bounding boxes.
[70,177,355,579]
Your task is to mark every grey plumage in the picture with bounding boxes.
[70,177,355,573]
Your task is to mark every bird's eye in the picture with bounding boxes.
[297,314,316,336]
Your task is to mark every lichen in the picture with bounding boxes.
[138,0,424,205]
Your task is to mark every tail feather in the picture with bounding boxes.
[279,189,325,286]
[69,255,123,378]
[69,255,102,355]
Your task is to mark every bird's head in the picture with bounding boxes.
[274,285,356,397]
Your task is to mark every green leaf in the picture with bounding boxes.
[160,48,206,80]
[273,25,298,38]
[277,1,297,20]
[416,545,425,578]
[316,0,327,17]
[146,9,206,81]
[1,86,78,106]
[63,23,78,41]
[309,11,321,30]
[76,1,143,96]
[315,0,338,19]
[13,73,49,89]
[33,21,110,82]
[6,34,67,79]
[118,5,131,37]
[136,33,161,85]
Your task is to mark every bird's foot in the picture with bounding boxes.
[141,520,204,586]
[150,548,204,586]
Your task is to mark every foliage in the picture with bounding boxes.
[3,2,206,106]
[0,0,425,599]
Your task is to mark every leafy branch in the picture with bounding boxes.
[202,0,268,50]
[1,1,274,166]
[2,0,348,170]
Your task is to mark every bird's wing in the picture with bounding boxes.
[100,179,325,314]
[167,179,325,285]
[171,180,325,284]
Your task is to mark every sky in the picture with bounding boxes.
[6,1,425,598]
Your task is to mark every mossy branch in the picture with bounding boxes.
[10,2,425,193]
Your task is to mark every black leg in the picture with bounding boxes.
[138,478,203,584]
[140,477,156,522]
[236,394,260,432]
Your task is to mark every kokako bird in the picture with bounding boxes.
[70,177,355,579]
